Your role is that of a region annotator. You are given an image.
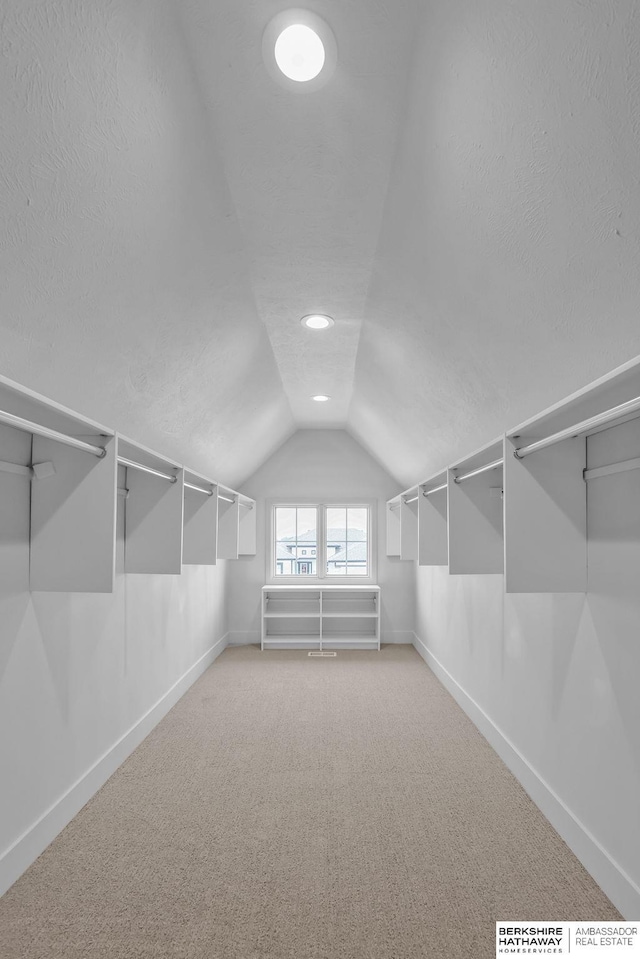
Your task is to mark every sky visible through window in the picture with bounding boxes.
[275,506,368,576]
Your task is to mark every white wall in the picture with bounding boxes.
[414,417,640,918]
[0,471,229,896]
[227,430,415,645]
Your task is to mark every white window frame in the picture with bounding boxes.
[267,499,376,585]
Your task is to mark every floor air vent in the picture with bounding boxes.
[308,651,337,657]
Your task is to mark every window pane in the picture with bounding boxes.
[326,541,346,575]
[347,508,367,539]
[274,505,369,579]
[275,507,296,541]
[275,507,317,577]
[346,542,368,575]
[326,507,346,541]
[297,508,317,542]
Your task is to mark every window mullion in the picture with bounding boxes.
[319,504,325,580]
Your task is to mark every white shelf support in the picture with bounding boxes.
[0,460,33,478]
[584,456,640,481]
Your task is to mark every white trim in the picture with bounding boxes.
[411,632,640,920]
[0,633,229,898]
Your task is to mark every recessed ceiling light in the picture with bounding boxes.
[312,394,331,402]
[275,24,325,82]
[263,10,337,92]
[301,314,334,330]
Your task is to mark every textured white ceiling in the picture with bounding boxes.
[178,0,419,428]
[2,0,640,487]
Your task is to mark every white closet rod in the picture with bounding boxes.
[423,482,447,496]
[454,457,503,484]
[403,494,419,504]
[118,456,177,483]
[239,501,254,510]
[388,502,401,512]
[184,481,214,497]
[513,394,640,459]
[0,409,106,458]
[218,492,236,504]
[117,487,129,499]
[584,456,640,481]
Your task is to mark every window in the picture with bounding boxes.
[272,504,372,580]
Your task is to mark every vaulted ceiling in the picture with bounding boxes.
[2,0,640,488]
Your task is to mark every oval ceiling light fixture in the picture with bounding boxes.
[312,394,331,402]
[301,314,335,330]
[263,10,337,92]
[275,24,324,82]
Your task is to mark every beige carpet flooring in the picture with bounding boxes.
[1,645,619,958]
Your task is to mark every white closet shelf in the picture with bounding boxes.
[506,355,640,446]
[387,355,640,592]
[117,435,181,477]
[263,612,320,618]
[0,373,255,591]
[0,373,113,442]
[322,638,380,645]
[322,612,378,618]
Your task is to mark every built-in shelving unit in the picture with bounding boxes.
[119,436,183,575]
[0,371,255,591]
[448,439,504,575]
[400,489,419,561]
[217,487,256,559]
[261,585,381,650]
[503,433,585,593]
[418,473,448,566]
[386,354,640,593]
[238,495,257,555]
[183,470,217,566]
[217,487,239,560]
[0,373,116,592]
[386,496,401,556]
[386,490,418,560]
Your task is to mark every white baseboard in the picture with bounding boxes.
[0,633,229,898]
[411,632,640,919]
